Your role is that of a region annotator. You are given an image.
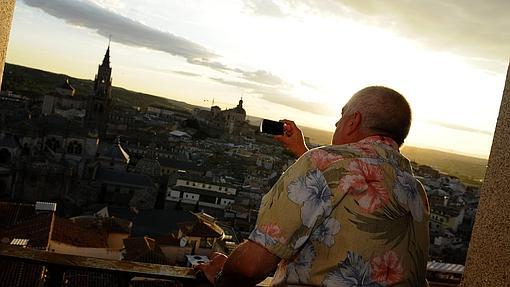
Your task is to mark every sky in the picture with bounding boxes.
[5,0,510,158]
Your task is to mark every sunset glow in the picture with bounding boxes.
[6,0,509,158]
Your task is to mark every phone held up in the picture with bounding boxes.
[260,119,284,135]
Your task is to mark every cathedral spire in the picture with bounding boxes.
[102,38,110,66]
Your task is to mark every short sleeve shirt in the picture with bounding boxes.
[249,136,430,287]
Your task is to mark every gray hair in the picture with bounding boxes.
[343,86,412,146]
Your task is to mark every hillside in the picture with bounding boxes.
[1,63,196,112]
[401,146,487,186]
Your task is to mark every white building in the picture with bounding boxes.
[166,179,236,211]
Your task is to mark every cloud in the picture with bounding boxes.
[241,70,284,86]
[429,120,493,136]
[23,0,330,114]
[22,1,292,86]
[300,80,320,90]
[22,0,217,63]
[265,0,510,70]
[244,0,285,17]
[210,77,330,115]
[210,77,262,90]
[173,71,202,77]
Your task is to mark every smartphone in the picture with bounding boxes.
[260,119,284,135]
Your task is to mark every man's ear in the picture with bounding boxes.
[346,111,362,135]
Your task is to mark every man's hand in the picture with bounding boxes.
[194,241,280,286]
[194,252,227,284]
[274,119,309,158]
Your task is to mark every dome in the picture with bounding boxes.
[233,99,246,115]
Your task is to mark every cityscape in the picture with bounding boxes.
[1,1,510,287]
[0,46,479,286]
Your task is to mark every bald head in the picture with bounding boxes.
[343,86,412,146]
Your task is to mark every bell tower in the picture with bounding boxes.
[85,43,113,137]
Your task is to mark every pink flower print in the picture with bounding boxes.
[339,160,389,213]
[260,223,280,237]
[358,136,399,150]
[309,149,344,171]
[260,223,287,244]
[371,250,404,285]
[347,142,378,157]
[376,136,399,149]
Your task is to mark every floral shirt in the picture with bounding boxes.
[249,136,430,287]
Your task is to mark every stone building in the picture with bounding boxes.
[166,177,236,217]
[41,78,87,119]
[193,98,249,136]
[85,44,114,137]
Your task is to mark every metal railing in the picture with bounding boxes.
[0,244,207,287]
[0,244,459,287]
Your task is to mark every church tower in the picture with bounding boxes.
[85,44,113,137]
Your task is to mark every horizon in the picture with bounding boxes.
[6,0,510,158]
[3,60,493,161]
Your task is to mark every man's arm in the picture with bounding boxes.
[195,240,280,286]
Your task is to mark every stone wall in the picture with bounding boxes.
[461,62,510,285]
[0,0,16,91]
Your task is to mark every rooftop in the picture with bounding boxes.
[95,167,155,188]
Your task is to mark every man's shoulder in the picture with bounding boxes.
[306,143,384,162]
[308,144,367,157]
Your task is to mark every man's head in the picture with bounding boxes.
[332,86,412,147]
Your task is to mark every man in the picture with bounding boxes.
[196,86,430,286]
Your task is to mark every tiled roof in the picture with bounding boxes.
[99,142,130,162]
[131,209,194,238]
[52,217,107,248]
[95,167,155,188]
[154,233,180,246]
[0,212,54,249]
[96,206,139,222]
[158,158,204,172]
[179,212,225,238]
[96,207,195,238]
[71,216,132,234]
[0,202,38,227]
[7,114,89,138]
[123,237,171,265]
[178,220,223,238]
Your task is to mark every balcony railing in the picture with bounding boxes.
[0,244,460,287]
[0,244,273,287]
